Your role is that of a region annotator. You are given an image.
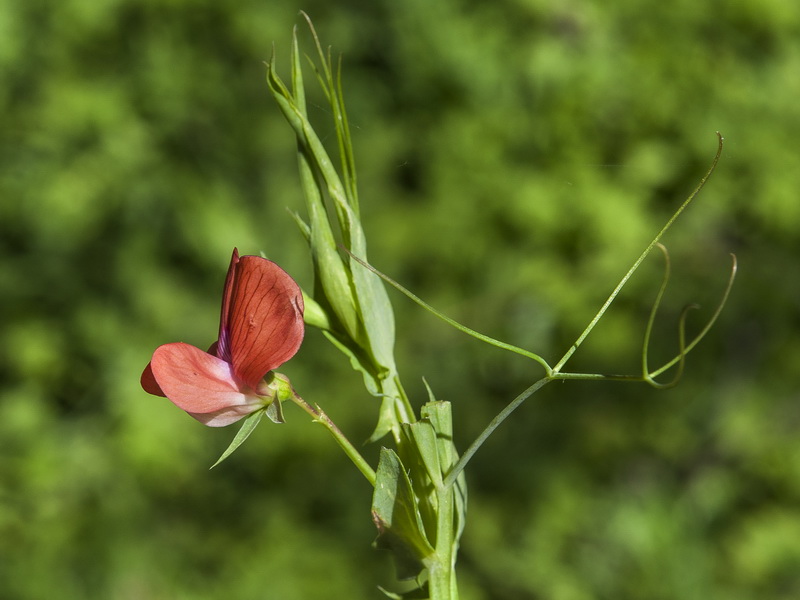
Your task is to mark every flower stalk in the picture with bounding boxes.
[290,390,377,487]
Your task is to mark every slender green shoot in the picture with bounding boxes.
[440,245,736,486]
[639,243,688,389]
[552,132,725,373]
[647,253,737,379]
[443,376,552,489]
[346,250,554,374]
[299,11,360,215]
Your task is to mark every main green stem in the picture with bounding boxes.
[428,483,458,599]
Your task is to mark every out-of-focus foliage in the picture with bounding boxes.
[1,0,798,597]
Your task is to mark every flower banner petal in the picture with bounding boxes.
[216,248,240,363]
[226,256,305,389]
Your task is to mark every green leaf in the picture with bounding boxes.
[420,402,454,476]
[280,20,399,375]
[372,448,435,581]
[270,17,415,440]
[209,410,266,469]
[349,246,397,372]
[298,132,361,342]
[403,419,442,489]
[420,401,468,552]
[267,43,361,343]
[398,419,439,540]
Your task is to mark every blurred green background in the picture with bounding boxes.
[2,0,799,598]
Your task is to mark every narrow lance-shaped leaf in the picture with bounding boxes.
[422,400,468,550]
[266,44,361,342]
[209,410,266,469]
[403,419,442,489]
[276,22,398,375]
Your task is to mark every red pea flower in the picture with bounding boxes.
[141,248,304,427]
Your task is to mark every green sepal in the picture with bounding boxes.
[209,409,266,469]
[372,448,435,581]
[265,395,284,424]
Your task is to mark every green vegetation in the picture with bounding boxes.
[2,0,798,598]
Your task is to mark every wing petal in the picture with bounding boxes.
[141,362,166,397]
[149,342,260,418]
